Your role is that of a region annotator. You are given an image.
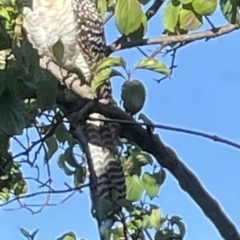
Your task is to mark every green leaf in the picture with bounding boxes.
[57,232,77,240]
[0,6,10,21]
[64,147,79,167]
[91,68,124,92]
[142,172,160,199]
[153,169,166,186]
[13,179,28,196]
[170,216,186,237]
[74,165,86,187]
[97,0,107,19]
[44,136,58,161]
[115,0,143,35]
[31,229,39,240]
[0,21,10,50]
[126,175,143,201]
[57,154,75,176]
[110,226,124,240]
[155,229,174,240]
[192,0,217,15]
[149,205,161,229]
[0,92,26,135]
[52,39,64,63]
[163,0,180,32]
[96,57,126,72]
[138,0,151,5]
[55,123,71,145]
[19,228,31,239]
[136,151,153,166]
[36,69,58,110]
[0,188,9,201]
[128,11,148,40]
[220,0,240,24]
[179,8,203,30]
[179,0,192,3]
[135,58,170,77]
[95,198,114,221]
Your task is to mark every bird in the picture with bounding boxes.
[22,0,126,239]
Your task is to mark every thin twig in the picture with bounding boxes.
[88,116,240,150]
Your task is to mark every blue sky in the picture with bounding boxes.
[1,3,240,240]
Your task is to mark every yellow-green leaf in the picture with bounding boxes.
[192,0,217,15]
[97,0,107,19]
[163,1,180,32]
[179,8,203,30]
[96,57,126,72]
[126,174,144,201]
[0,6,10,21]
[142,172,160,198]
[135,58,170,77]
[0,187,9,201]
[179,0,192,3]
[57,232,76,240]
[91,68,124,92]
[115,0,143,35]
[149,205,161,229]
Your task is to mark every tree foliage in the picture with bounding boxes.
[0,0,239,240]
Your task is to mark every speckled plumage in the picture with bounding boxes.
[23,1,126,239]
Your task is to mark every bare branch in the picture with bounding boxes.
[108,23,239,54]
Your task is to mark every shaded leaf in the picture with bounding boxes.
[57,154,75,176]
[155,229,174,240]
[36,69,58,110]
[74,165,86,187]
[0,92,26,135]
[52,39,64,63]
[55,123,71,145]
[128,11,148,40]
[19,228,31,239]
[115,0,143,35]
[44,136,58,161]
[135,58,170,77]
[138,0,151,5]
[220,0,240,24]
[31,229,39,240]
[64,147,79,168]
[126,175,143,201]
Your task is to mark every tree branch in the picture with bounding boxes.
[91,102,240,240]
[108,23,239,54]
[106,0,165,55]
